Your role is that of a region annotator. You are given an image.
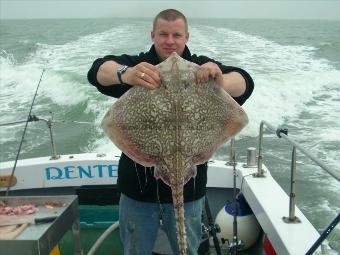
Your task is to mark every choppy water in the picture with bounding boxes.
[0,18,339,251]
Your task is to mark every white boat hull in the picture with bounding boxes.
[0,153,321,254]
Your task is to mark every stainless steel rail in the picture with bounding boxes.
[227,137,235,166]
[1,115,92,160]
[1,114,60,195]
[258,120,340,182]
[1,114,60,160]
[256,120,339,223]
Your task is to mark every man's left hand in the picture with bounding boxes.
[196,62,223,86]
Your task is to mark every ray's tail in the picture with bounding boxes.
[171,184,187,255]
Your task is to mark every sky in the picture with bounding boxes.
[1,0,340,20]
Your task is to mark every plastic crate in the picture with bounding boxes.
[59,205,122,255]
[80,204,119,227]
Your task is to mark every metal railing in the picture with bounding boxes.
[0,114,59,160]
[232,120,340,253]
[255,120,340,223]
[1,114,93,195]
[0,114,91,161]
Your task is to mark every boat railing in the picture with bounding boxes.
[0,114,60,160]
[1,114,92,161]
[255,120,339,221]
[251,120,339,253]
[1,114,96,195]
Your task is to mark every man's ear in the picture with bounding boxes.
[151,31,155,41]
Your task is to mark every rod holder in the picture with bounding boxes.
[283,146,300,223]
[253,122,265,177]
[243,147,257,168]
[39,113,60,160]
[226,138,236,166]
[47,118,60,160]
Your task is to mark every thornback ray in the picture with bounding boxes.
[101,52,248,255]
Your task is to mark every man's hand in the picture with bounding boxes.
[196,62,223,86]
[196,62,246,97]
[124,62,161,89]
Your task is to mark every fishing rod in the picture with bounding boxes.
[231,149,238,255]
[305,212,340,255]
[227,141,245,254]
[5,69,45,196]
[204,195,222,255]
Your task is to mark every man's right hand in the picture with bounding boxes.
[124,62,161,89]
[97,61,161,89]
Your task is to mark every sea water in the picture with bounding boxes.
[0,18,339,251]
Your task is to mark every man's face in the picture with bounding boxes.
[151,18,189,61]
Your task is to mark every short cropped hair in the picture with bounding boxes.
[153,9,188,32]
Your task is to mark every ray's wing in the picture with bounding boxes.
[101,86,164,166]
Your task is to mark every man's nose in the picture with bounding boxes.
[165,35,175,44]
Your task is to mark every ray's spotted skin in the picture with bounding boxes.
[102,52,248,255]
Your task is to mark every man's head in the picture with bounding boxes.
[151,9,189,61]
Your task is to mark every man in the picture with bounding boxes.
[88,9,254,255]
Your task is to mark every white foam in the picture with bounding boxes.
[0,24,148,146]
[188,25,340,223]
[2,21,339,169]
[85,136,121,156]
[189,25,340,138]
[85,23,340,157]
[81,90,121,154]
[314,199,340,216]
[0,55,49,145]
[0,56,87,143]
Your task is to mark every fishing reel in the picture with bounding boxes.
[201,221,221,241]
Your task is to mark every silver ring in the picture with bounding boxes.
[141,72,145,78]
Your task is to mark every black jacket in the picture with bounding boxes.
[87,45,254,203]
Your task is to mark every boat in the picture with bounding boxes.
[0,115,339,255]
